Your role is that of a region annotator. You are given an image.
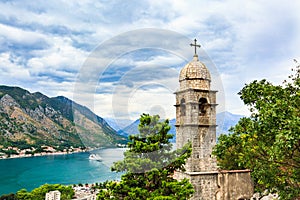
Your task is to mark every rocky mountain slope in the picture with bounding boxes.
[0,86,127,155]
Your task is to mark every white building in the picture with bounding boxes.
[45,190,61,200]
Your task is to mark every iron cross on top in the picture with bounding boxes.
[190,39,201,55]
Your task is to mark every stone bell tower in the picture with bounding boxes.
[175,39,217,172]
[175,40,218,199]
[175,39,254,200]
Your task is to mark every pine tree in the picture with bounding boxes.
[98,114,194,199]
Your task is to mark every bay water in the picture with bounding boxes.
[0,148,125,195]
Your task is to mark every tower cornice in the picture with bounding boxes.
[174,103,218,106]
[175,124,217,127]
[174,88,218,94]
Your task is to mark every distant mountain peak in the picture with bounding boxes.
[115,111,244,141]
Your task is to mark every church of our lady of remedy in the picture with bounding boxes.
[174,39,254,200]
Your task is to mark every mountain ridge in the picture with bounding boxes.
[106,112,244,140]
[0,85,127,158]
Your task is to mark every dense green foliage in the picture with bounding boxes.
[0,184,75,200]
[97,114,194,199]
[213,64,300,199]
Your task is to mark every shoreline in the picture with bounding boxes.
[0,146,121,160]
[0,149,87,160]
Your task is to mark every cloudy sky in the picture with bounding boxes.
[0,0,300,123]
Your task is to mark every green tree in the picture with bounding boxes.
[16,184,74,200]
[16,189,32,200]
[98,114,194,200]
[213,63,300,199]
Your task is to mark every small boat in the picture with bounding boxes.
[89,153,102,161]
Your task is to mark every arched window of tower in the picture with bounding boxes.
[180,98,186,116]
[199,98,208,116]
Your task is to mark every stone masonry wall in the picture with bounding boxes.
[174,171,219,200]
[180,79,210,91]
[217,170,254,200]
[175,170,254,200]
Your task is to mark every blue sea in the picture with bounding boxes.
[0,148,126,195]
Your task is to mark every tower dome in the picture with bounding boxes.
[179,55,211,81]
[179,54,211,90]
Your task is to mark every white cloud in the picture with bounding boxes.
[92,84,176,121]
[28,36,87,73]
[0,53,31,81]
[1,0,300,120]
[0,24,48,49]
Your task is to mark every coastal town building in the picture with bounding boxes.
[72,185,98,200]
[45,190,61,200]
[174,39,254,200]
